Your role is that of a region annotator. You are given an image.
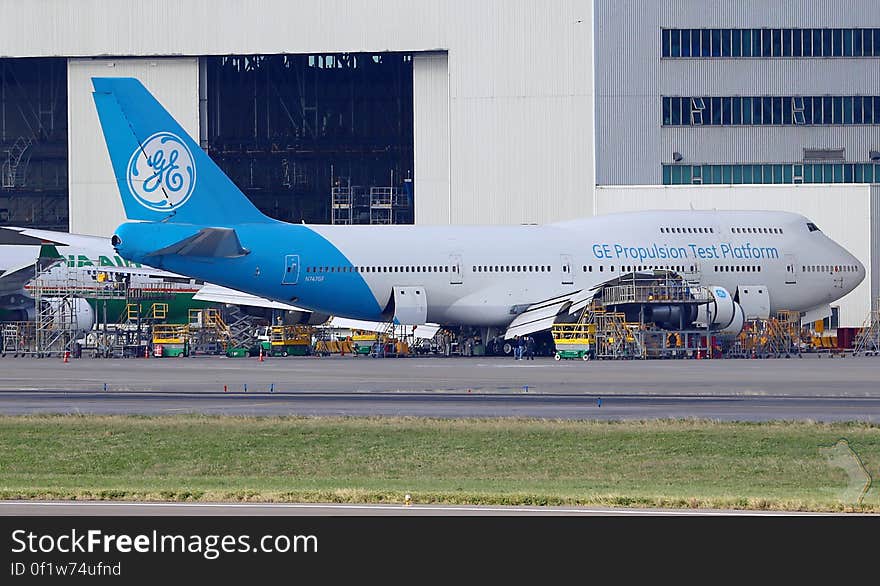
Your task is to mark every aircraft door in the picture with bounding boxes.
[784,253,797,285]
[282,254,300,285]
[561,254,574,285]
[392,286,428,325]
[449,254,463,285]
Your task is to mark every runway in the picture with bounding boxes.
[1,354,879,395]
[1,390,879,421]
[0,501,834,516]
[1,355,879,420]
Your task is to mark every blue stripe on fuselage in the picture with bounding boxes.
[117,222,384,320]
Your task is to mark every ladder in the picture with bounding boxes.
[853,302,880,355]
[31,260,79,357]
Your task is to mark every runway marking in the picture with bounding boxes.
[0,501,834,516]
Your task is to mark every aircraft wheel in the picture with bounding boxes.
[503,342,513,355]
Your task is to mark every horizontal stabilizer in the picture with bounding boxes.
[146,227,250,258]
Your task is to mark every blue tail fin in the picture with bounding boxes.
[91,77,270,225]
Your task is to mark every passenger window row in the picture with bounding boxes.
[803,265,858,273]
[473,265,552,273]
[713,265,762,273]
[660,227,715,234]
[732,227,783,234]
[582,265,689,273]
[307,265,451,273]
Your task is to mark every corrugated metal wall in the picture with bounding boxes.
[443,0,593,225]
[413,53,450,224]
[0,1,445,57]
[596,0,880,184]
[658,0,872,28]
[68,58,199,236]
[594,183,875,327]
[594,0,662,186]
[5,1,595,227]
[661,127,879,166]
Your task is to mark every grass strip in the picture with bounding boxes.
[0,415,877,512]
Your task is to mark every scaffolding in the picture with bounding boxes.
[369,187,394,224]
[1,321,34,356]
[594,307,644,359]
[187,308,230,355]
[552,303,644,360]
[551,272,723,361]
[853,301,880,355]
[330,183,411,225]
[729,311,807,358]
[331,185,353,224]
[30,261,82,357]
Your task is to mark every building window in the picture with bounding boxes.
[662,95,880,126]
[662,163,880,185]
[663,28,880,58]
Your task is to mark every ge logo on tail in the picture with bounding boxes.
[127,132,196,211]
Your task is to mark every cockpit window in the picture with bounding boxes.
[806,222,820,232]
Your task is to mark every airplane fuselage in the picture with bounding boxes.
[117,209,865,327]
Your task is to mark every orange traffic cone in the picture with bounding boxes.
[259,347,264,362]
[63,351,69,363]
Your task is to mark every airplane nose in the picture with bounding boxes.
[850,255,867,289]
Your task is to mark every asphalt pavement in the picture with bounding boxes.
[0,355,878,420]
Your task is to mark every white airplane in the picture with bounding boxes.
[92,78,864,345]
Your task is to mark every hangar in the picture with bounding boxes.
[0,0,877,326]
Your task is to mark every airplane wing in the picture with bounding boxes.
[0,260,43,296]
[1,226,113,250]
[503,289,596,339]
[503,270,681,339]
[324,316,441,340]
[195,284,439,336]
[0,229,67,298]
